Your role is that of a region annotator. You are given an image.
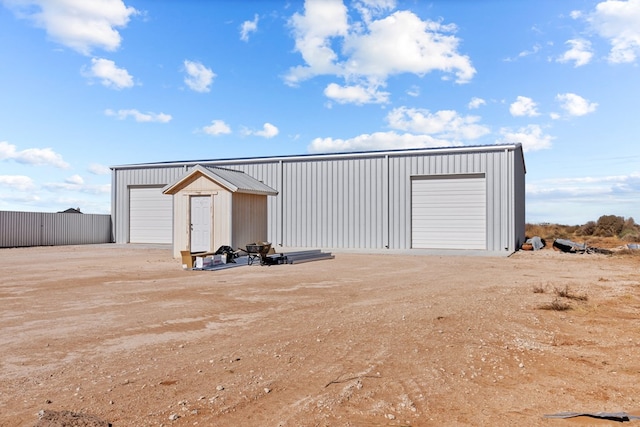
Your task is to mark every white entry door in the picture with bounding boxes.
[190,196,212,252]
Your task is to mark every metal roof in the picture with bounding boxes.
[162,164,278,196]
[111,143,525,171]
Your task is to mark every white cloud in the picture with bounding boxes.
[543,173,640,186]
[584,0,640,63]
[286,1,475,104]
[43,178,110,194]
[509,96,540,117]
[557,39,593,67]
[527,172,640,220]
[0,191,41,207]
[65,174,84,185]
[497,124,553,152]
[105,109,172,122]
[183,60,215,92]
[88,163,111,175]
[83,58,134,89]
[0,175,35,191]
[2,0,138,55]
[240,14,259,42]
[310,105,489,154]
[202,120,231,136]
[353,0,396,23]
[0,141,70,168]
[287,0,349,84]
[556,93,598,116]
[0,191,41,212]
[406,85,420,97]
[503,43,542,62]
[308,131,458,153]
[570,10,583,19]
[245,123,279,138]
[386,107,490,140]
[468,97,486,109]
[324,82,389,104]
[342,11,475,83]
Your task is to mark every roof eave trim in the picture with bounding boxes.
[162,164,239,194]
[111,143,524,170]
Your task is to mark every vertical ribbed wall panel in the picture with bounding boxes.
[0,211,41,247]
[514,148,526,249]
[42,213,112,245]
[279,157,386,249]
[0,211,111,247]
[485,152,499,251]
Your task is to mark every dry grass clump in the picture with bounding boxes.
[554,285,588,301]
[532,284,546,294]
[536,285,587,311]
[526,223,576,243]
[613,248,640,258]
[539,298,571,311]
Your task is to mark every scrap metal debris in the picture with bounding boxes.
[552,238,612,255]
[553,238,587,253]
[190,244,334,270]
[521,236,545,250]
[544,411,640,422]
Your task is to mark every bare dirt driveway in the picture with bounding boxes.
[1,244,639,427]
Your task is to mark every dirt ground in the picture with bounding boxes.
[1,244,639,427]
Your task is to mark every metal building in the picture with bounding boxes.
[111,144,526,254]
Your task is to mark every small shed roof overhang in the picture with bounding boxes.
[162,164,278,196]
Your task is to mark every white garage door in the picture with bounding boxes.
[129,187,172,244]
[412,175,486,250]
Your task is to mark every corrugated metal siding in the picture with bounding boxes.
[514,148,526,249]
[112,145,525,252]
[0,211,41,247]
[279,157,387,248]
[0,211,111,247]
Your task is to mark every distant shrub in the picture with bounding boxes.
[532,285,545,294]
[565,225,580,234]
[577,221,596,236]
[621,231,640,242]
[620,217,640,240]
[594,215,625,237]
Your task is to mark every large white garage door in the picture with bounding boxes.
[129,187,172,244]
[412,175,486,250]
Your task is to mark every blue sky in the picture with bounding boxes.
[1,0,639,225]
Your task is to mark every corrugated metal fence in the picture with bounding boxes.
[0,211,112,248]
